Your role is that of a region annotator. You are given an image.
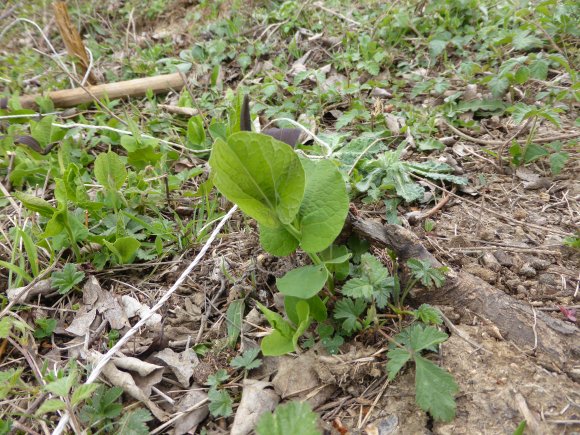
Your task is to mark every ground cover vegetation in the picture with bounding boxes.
[0,0,578,433]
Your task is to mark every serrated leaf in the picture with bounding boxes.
[334,298,367,334]
[256,401,321,435]
[414,355,458,422]
[341,277,374,299]
[35,399,67,416]
[549,152,568,175]
[413,304,443,325]
[51,264,85,295]
[277,264,328,299]
[523,143,549,163]
[514,66,530,84]
[512,30,543,50]
[529,59,548,80]
[71,383,100,407]
[386,348,412,380]
[94,151,127,192]
[209,132,305,228]
[230,348,262,371]
[407,259,446,288]
[488,76,510,97]
[116,408,153,435]
[409,325,449,352]
[208,388,233,417]
[360,253,389,285]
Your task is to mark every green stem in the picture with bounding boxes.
[399,278,418,308]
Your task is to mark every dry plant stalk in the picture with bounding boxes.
[52,1,97,84]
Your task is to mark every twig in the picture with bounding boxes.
[440,312,491,354]
[52,205,238,435]
[410,186,457,222]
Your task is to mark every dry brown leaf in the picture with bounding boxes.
[231,379,279,435]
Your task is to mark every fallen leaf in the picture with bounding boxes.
[231,379,280,435]
[154,347,199,388]
[173,387,209,435]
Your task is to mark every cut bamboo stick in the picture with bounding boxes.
[15,72,185,109]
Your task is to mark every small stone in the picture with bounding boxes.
[513,209,528,220]
[516,285,527,295]
[519,263,537,278]
[481,253,501,272]
[538,273,557,287]
[494,250,514,267]
[479,230,496,241]
[505,279,520,291]
[528,258,551,270]
[464,264,496,283]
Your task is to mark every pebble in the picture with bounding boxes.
[481,252,501,272]
[464,264,497,283]
[494,250,514,267]
[538,273,557,287]
[519,263,537,277]
[528,258,551,270]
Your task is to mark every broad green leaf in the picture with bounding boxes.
[259,224,299,256]
[256,302,295,339]
[409,325,449,352]
[292,301,311,349]
[414,355,458,422]
[13,192,56,218]
[209,132,305,228]
[33,318,57,339]
[429,39,447,59]
[226,299,244,347]
[319,245,351,281]
[277,264,328,299]
[31,115,63,147]
[94,151,127,192]
[104,237,141,264]
[71,383,101,407]
[297,158,349,253]
[187,115,206,149]
[35,399,67,416]
[261,330,295,356]
[417,138,445,151]
[529,59,548,80]
[514,66,530,84]
[18,229,38,278]
[256,401,321,435]
[286,295,327,325]
[386,348,412,380]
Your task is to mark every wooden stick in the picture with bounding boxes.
[15,73,185,109]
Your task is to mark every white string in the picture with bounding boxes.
[51,205,238,435]
[80,46,94,86]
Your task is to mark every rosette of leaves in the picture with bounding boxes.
[356,143,468,203]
